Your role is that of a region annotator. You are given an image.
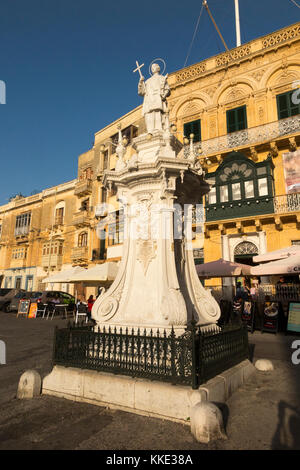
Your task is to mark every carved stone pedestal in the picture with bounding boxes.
[92,131,220,333]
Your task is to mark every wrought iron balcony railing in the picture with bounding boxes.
[197,115,300,156]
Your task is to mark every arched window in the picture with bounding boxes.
[234,242,258,257]
[78,232,88,247]
[55,201,65,226]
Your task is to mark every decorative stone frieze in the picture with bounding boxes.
[262,24,300,49]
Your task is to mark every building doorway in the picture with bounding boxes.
[15,277,22,290]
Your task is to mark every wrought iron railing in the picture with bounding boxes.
[259,284,300,302]
[197,324,249,383]
[194,115,300,156]
[53,322,249,389]
[274,193,300,214]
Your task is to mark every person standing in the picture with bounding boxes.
[87,295,95,321]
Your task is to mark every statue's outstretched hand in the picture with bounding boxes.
[140,76,144,82]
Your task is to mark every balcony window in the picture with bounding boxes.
[220,185,229,203]
[232,182,241,201]
[12,247,27,259]
[226,106,247,133]
[245,180,255,198]
[55,207,64,225]
[81,199,89,212]
[206,178,216,204]
[42,242,63,256]
[258,177,268,197]
[257,167,267,176]
[208,187,216,204]
[15,212,31,236]
[78,232,88,247]
[277,91,300,120]
[205,152,274,221]
[184,119,201,143]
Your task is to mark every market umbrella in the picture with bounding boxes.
[251,254,300,276]
[196,258,252,277]
[42,266,86,283]
[68,262,119,283]
[253,245,300,263]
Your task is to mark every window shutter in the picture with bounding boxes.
[227,106,247,133]
[184,120,201,142]
[277,93,289,119]
[277,91,300,120]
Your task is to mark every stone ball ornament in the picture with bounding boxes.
[255,359,274,371]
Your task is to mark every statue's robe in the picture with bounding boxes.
[138,74,170,115]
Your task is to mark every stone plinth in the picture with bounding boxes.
[42,360,255,425]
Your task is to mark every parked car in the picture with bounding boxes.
[6,290,29,312]
[28,291,75,311]
[0,289,27,312]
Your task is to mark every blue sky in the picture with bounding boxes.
[0,0,299,205]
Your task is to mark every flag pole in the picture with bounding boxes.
[234,0,241,47]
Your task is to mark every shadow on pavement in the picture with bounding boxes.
[271,333,300,450]
[272,400,300,450]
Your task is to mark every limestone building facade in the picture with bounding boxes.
[0,22,299,294]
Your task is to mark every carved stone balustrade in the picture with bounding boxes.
[74,179,93,197]
[196,115,300,157]
[73,210,91,227]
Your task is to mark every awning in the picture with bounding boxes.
[251,255,300,276]
[68,262,119,282]
[42,266,86,283]
[196,258,252,277]
[253,245,300,263]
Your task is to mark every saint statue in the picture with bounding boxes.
[138,63,170,134]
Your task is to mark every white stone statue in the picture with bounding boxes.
[137,63,170,134]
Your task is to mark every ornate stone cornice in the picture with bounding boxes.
[170,22,300,88]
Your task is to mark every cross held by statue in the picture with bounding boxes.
[133,60,144,79]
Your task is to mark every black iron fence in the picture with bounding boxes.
[53,322,249,389]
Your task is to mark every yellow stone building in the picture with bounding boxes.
[0,21,299,296]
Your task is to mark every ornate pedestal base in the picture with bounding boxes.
[92,131,220,332]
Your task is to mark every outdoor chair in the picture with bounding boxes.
[75,303,88,324]
[45,303,58,320]
[37,304,47,318]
